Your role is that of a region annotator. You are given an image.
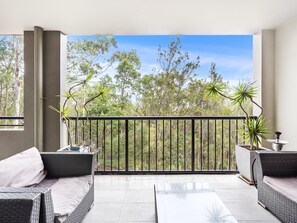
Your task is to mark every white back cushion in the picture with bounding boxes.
[0,147,47,187]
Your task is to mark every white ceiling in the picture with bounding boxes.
[1,0,297,35]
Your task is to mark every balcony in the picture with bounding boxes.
[0,115,257,174]
[0,116,282,223]
[1,1,297,222]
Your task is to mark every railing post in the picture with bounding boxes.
[125,119,129,172]
[191,119,195,171]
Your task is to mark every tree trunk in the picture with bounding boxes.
[0,83,3,113]
[13,37,21,126]
[4,84,8,126]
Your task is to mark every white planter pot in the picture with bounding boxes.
[235,145,258,184]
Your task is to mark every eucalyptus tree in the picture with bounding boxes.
[0,36,24,121]
[112,50,141,111]
[136,38,200,116]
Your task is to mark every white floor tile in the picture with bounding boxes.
[82,174,281,223]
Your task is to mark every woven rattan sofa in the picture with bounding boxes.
[256,151,297,223]
[0,150,95,223]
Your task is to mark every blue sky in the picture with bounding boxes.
[68,35,253,84]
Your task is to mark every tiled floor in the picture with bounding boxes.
[82,174,280,223]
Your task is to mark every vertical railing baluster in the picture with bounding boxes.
[111,120,113,171]
[214,119,217,170]
[163,119,165,171]
[184,120,186,170]
[207,119,210,171]
[148,120,151,171]
[200,119,203,171]
[155,120,158,171]
[170,119,172,171]
[118,120,120,171]
[191,119,195,171]
[177,120,179,171]
[134,120,136,171]
[82,120,85,143]
[125,119,129,172]
[96,119,98,170]
[241,120,246,144]
[221,119,224,171]
[229,119,231,171]
[68,119,70,145]
[89,120,92,144]
[103,120,106,171]
[141,120,144,171]
[75,119,78,144]
[236,119,238,144]
[96,120,98,149]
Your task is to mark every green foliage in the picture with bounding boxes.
[64,36,253,170]
[0,36,24,120]
[206,80,267,149]
[65,37,244,118]
[206,81,226,98]
[0,34,257,169]
[112,50,141,110]
[67,36,117,84]
[241,117,269,149]
[232,81,257,105]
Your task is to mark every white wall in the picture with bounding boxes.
[253,30,276,149]
[275,17,297,151]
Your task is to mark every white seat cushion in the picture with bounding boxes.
[49,175,93,218]
[264,176,297,203]
[0,147,46,187]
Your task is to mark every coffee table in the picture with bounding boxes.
[154,182,238,223]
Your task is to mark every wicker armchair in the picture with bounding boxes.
[0,152,95,223]
[256,151,297,223]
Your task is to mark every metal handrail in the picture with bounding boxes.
[0,116,24,128]
[67,116,255,120]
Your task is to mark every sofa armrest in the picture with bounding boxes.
[40,152,95,178]
[257,151,297,181]
[0,192,41,223]
[0,187,54,223]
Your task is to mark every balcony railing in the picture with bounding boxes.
[0,116,250,174]
[0,116,24,129]
[67,116,250,174]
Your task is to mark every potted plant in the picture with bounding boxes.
[49,72,106,151]
[206,80,268,183]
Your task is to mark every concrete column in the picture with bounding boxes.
[253,30,276,148]
[34,26,44,150]
[43,31,67,152]
[23,31,35,147]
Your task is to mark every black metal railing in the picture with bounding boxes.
[0,116,24,129]
[67,116,251,174]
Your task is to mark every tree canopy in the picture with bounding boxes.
[66,36,250,117]
[0,35,252,119]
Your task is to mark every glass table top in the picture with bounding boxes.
[154,182,238,223]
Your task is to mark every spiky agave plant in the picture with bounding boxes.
[206,80,268,150]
